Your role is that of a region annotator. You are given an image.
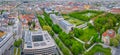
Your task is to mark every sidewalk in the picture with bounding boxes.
[73,37,85,44]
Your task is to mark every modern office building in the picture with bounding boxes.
[0,31,15,55]
[23,30,58,55]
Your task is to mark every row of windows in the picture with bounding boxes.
[24,46,56,55]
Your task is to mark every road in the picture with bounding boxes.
[114,44,120,55]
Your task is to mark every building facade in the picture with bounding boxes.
[23,30,58,55]
[50,14,74,33]
[0,32,15,55]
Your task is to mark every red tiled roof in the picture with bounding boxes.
[20,14,34,21]
[111,8,120,13]
[102,29,116,38]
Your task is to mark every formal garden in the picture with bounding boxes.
[78,27,97,42]
[63,15,85,26]
[68,10,103,21]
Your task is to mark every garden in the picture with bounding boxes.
[37,10,120,55]
[73,24,97,43]
[38,12,86,55]
[63,15,85,26]
[68,10,103,21]
[94,13,120,34]
[84,45,111,55]
[79,27,97,42]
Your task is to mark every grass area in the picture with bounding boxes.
[63,15,85,26]
[79,28,97,42]
[84,45,111,55]
[69,10,103,21]
[14,48,20,55]
[14,48,17,55]
[18,48,20,55]
[82,13,95,17]
[63,15,70,19]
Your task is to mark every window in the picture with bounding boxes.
[32,35,43,42]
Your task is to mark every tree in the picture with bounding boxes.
[14,39,22,47]
[43,25,52,32]
[49,31,54,36]
[32,22,35,28]
[88,23,94,28]
[37,15,46,27]
[28,21,32,27]
[73,28,83,38]
[115,34,120,41]
[110,38,119,47]
[93,33,100,43]
[52,24,62,34]
[65,39,72,47]
[71,41,83,55]
[68,31,74,38]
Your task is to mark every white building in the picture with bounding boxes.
[44,8,53,14]
[50,14,64,24]
[0,32,15,55]
[50,14,74,33]
[23,30,58,55]
[58,20,74,33]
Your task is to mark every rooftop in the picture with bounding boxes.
[24,30,55,49]
[102,29,116,38]
[59,20,73,26]
[0,30,6,38]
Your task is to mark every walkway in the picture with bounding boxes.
[91,13,106,21]
[89,13,106,26]
[15,48,18,55]
[86,43,97,52]
[99,43,116,55]
[73,37,85,44]
[87,36,94,44]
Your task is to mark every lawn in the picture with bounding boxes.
[14,48,17,55]
[84,45,111,55]
[14,47,20,55]
[63,15,85,26]
[82,13,95,18]
[69,10,103,21]
[79,27,97,42]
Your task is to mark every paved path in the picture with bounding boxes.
[86,43,97,52]
[73,37,85,44]
[99,43,116,55]
[87,36,94,44]
[77,23,87,29]
[15,48,18,55]
[89,13,106,26]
